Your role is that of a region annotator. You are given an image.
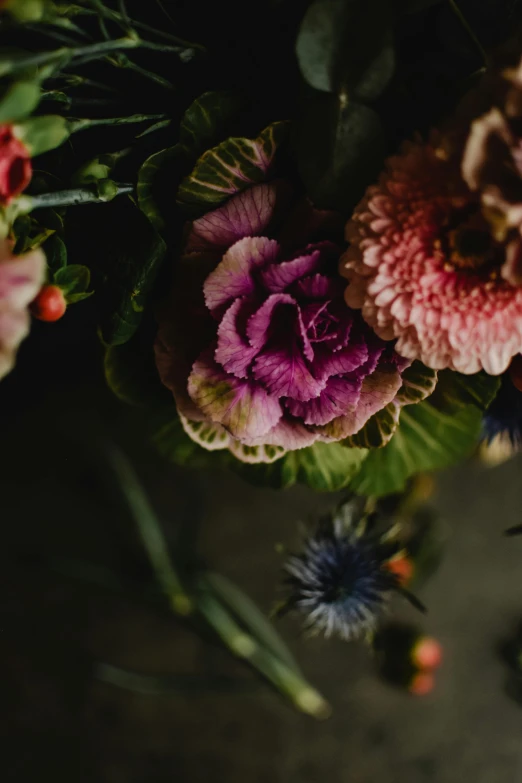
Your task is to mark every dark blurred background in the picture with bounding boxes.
[3,1,522,780]
[2,310,522,782]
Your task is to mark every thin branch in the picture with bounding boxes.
[447,0,487,64]
[68,113,167,133]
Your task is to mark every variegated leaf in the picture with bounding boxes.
[176,121,288,215]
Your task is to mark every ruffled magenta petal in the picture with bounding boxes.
[203,236,279,316]
[215,298,260,378]
[188,349,282,440]
[285,374,363,426]
[184,182,280,254]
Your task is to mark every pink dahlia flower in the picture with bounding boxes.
[340,135,522,375]
[155,181,412,462]
[0,239,45,380]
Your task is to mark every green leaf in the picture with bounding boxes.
[137,144,189,231]
[43,234,67,272]
[153,413,213,469]
[7,0,44,21]
[201,571,302,673]
[345,363,438,449]
[179,91,240,154]
[344,402,401,449]
[351,400,482,497]
[14,115,70,157]
[235,442,368,492]
[296,0,394,99]
[54,264,90,295]
[66,291,93,303]
[294,89,385,213]
[0,80,40,123]
[431,370,500,412]
[177,121,288,215]
[99,203,167,346]
[104,333,171,407]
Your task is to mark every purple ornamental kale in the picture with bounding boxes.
[155,181,411,463]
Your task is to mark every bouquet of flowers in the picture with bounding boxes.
[2,0,522,716]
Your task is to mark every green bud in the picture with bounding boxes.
[96,179,120,202]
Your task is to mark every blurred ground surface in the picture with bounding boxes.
[2,395,522,783]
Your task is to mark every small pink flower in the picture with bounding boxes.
[340,137,522,375]
[0,240,45,380]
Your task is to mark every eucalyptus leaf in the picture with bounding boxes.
[294,89,385,213]
[99,204,167,346]
[296,0,394,99]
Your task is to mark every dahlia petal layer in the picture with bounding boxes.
[341,141,522,375]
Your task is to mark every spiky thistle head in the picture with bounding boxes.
[282,497,415,641]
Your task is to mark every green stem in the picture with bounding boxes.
[198,593,331,719]
[94,662,261,695]
[68,113,167,133]
[109,54,175,90]
[0,36,139,77]
[82,1,204,53]
[103,446,193,616]
[59,73,119,93]
[27,183,133,209]
[25,22,84,47]
[447,0,487,64]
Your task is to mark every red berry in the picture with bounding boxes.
[408,671,435,696]
[385,555,414,586]
[411,636,443,670]
[509,354,522,392]
[30,285,66,322]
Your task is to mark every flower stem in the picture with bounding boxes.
[102,445,193,617]
[27,183,133,209]
[108,54,176,90]
[68,113,167,133]
[447,0,487,64]
[197,592,331,719]
[0,36,139,77]
[83,1,204,54]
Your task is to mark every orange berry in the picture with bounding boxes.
[411,636,443,670]
[30,285,66,322]
[408,671,435,696]
[386,555,414,586]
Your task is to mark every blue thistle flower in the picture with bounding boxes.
[482,376,522,449]
[282,500,408,641]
